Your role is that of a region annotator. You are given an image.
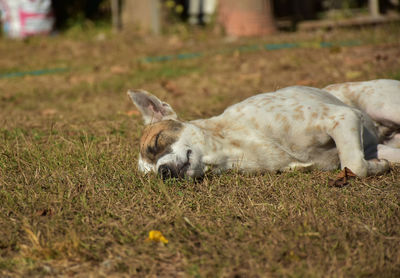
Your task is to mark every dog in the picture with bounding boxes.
[128,79,400,179]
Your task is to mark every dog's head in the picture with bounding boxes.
[128,90,206,179]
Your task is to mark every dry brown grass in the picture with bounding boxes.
[1,24,400,277]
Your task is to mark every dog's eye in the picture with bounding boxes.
[154,132,161,149]
[146,132,162,156]
[147,146,157,155]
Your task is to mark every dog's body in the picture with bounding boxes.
[323,79,400,147]
[128,79,400,179]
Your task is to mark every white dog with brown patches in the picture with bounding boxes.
[128,79,400,179]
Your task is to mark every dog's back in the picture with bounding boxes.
[324,79,400,128]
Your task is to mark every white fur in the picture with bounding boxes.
[129,80,400,178]
[323,79,400,162]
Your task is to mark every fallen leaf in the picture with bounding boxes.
[35,208,53,217]
[110,65,129,74]
[375,53,388,62]
[328,167,357,188]
[1,94,15,101]
[41,109,57,116]
[125,110,140,116]
[202,87,211,96]
[296,79,314,86]
[239,73,261,82]
[161,80,184,96]
[146,230,168,244]
[167,35,183,47]
[67,75,95,85]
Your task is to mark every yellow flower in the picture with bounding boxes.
[147,230,168,244]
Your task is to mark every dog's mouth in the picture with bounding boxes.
[178,149,192,177]
[158,150,192,180]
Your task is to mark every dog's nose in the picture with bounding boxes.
[158,164,176,180]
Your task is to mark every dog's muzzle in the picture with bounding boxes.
[158,150,192,180]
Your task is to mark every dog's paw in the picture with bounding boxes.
[367,158,390,176]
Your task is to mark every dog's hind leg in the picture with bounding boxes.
[327,108,389,177]
[377,144,400,163]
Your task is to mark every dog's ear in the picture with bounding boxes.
[127,90,178,125]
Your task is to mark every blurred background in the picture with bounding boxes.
[1,0,399,38]
[1,0,400,118]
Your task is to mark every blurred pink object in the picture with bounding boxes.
[218,0,276,37]
[0,0,54,38]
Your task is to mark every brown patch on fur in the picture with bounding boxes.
[230,140,241,147]
[251,117,260,129]
[294,105,303,112]
[322,106,329,117]
[332,121,339,130]
[283,123,290,133]
[140,120,184,163]
[208,122,226,139]
[305,126,313,133]
[293,112,305,121]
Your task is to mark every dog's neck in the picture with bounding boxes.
[189,117,246,169]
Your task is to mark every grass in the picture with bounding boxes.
[1,24,400,277]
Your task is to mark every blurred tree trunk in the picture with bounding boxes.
[219,0,276,37]
[369,0,380,17]
[121,0,160,34]
[111,0,122,31]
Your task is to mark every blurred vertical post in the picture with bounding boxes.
[111,0,122,31]
[219,0,276,37]
[369,0,380,17]
[120,0,160,34]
